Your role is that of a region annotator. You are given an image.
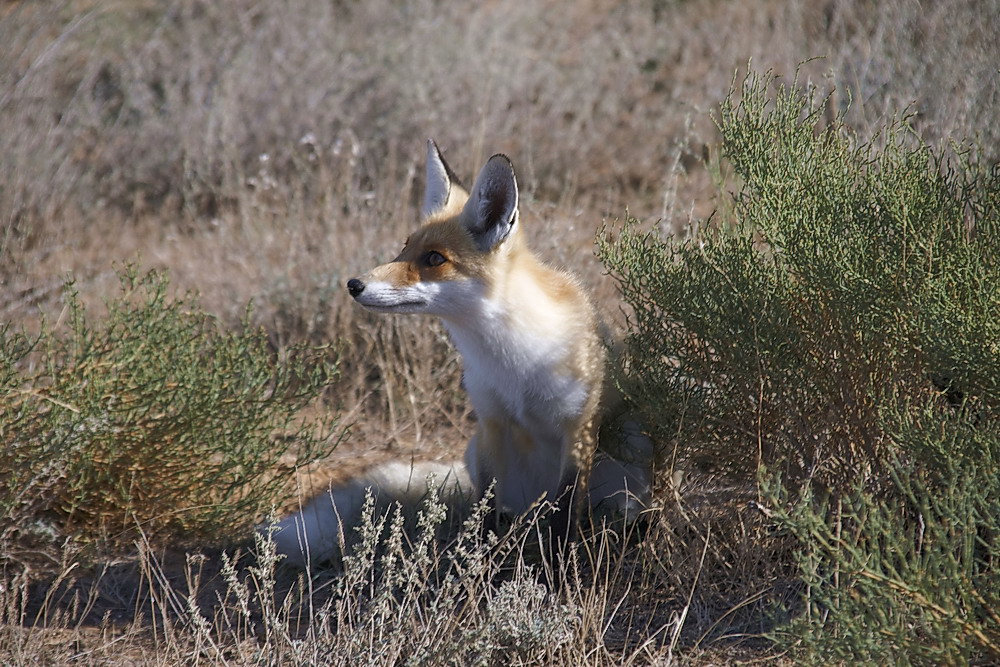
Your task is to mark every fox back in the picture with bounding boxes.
[347,141,606,516]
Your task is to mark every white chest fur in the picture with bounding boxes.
[445,304,588,440]
[443,291,593,512]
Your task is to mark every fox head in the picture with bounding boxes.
[346,140,522,319]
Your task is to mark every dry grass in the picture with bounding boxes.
[1,0,998,663]
[0,484,792,666]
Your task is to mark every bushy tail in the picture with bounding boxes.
[263,460,472,568]
[263,421,653,568]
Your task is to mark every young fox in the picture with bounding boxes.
[269,141,651,568]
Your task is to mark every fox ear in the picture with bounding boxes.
[464,154,518,252]
[422,139,461,219]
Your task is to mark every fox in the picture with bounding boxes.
[267,141,652,568]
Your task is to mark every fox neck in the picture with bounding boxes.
[438,240,593,435]
[439,239,547,361]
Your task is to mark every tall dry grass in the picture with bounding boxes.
[2,485,780,666]
[1,0,998,663]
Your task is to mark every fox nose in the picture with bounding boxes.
[346,278,365,298]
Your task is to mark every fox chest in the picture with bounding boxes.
[447,325,591,445]
[453,334,592,513]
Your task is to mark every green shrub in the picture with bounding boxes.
[599,69,1000,492]
[0,267,339,545]
[599,68,1000,661]
[766,405,1000,664]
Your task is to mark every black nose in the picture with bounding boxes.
[347,278,365,298]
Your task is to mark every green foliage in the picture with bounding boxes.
[599,68,1000,661]
[599,69,1000,490]
[0,267,339,545]
[766,406,1000,664]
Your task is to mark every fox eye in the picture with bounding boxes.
[424,251,447,267]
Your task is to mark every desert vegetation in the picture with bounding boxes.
[2,0,999,664]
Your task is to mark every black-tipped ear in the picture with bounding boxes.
[463,154,518,252]
[422,139,463,219]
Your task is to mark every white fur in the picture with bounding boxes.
[447,303,589,434]
[355,278,488,319]
[352,279,441,313]
[268,461,471,568]
[447,298,587,512]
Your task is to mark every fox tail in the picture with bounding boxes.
[263,460,473,568]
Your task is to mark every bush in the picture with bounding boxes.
[599,69,1000,661]
[0,267,339,546]
[600,69,1000,492]
[766,406,1000,664]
